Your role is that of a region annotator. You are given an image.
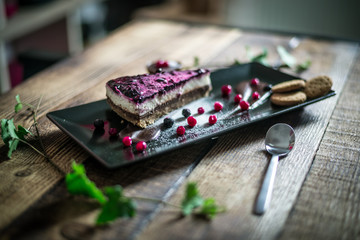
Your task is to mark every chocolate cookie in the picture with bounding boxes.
[271,79,305,93]
[304,76,332,99]
[270,91,307,106]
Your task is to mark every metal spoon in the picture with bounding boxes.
[254,123,295,215]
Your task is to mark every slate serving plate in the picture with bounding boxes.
[47,62,335,168]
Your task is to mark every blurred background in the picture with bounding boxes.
[1,0,359,93]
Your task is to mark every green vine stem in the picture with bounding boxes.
[130,196,181,209]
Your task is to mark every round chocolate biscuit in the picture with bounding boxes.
[271,79,305,93]
[270,91,307,106]
[304,75,332,99]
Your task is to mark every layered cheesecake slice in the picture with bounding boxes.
[106,69,212,128]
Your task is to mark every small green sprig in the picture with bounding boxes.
[66,162,136,225]
[182,182,225,219]
[1,118,32,158]
[1,94,65,175]
[66,162,107,204]
[245,46,269,66]
[1,94,43,158]
[233,45,311,73]
[276,45,311,73]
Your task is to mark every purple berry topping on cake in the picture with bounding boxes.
[107,69,210,104]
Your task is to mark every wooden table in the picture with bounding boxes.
[0,20,359,240]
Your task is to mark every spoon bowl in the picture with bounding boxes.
[254,123,295,215]
[265,123,295,156]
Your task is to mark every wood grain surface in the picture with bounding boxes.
[0,20,359,240]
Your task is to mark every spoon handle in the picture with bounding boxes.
[254,154,279,215]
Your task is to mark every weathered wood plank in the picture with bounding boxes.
[0,20,241,232]
[279,51,360,240]
[0,140,217,239]
[137,39,358,239]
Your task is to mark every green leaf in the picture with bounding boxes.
[277,45,296,68]
[96,185,136,225]
[199,198,221,219]
[1,119,11,146]
[193,56,200,67]
[8,139,19,158]
[15,94,21,104]
[17,125,32,139]
[15,95,23,113]
[246,46,269,66]
[7,119,18,140]
[181,182,204,216]
[295,60,312,73]
[15,103,23,113]
[233,59,241,65]
[66,162,107,204]
[1,119,30,158]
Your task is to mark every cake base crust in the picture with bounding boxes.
[107,86,210,128]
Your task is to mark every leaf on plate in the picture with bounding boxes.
[277,45,297,68]
[1,119,31,158]
[246,46,269,66]
[96,185,136,225]
[181,182,204,216]
[66,162,107,205]
[295,60,312,73]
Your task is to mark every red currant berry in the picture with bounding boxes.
[234,94,243,103]
[197,107,205,114]
[108,128,118,136]
[221,85,232,96]
[252,91,260,100]
[187,116,197,127]
[214,101,223,112]
[122,136,132,147]
[240,100,250,110]
[176,126,186,136]
[136,141,147,152]
[209,115,217,125]
[250,78,260,86]
[155,60,169,68]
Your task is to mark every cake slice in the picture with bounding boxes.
[106,69,212,128]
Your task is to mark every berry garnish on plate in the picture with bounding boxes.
[252,91,260,100]
[163,117,174,128]
[214,102,223,112]
[122,136,132,147]
[209,115,217,125]
[109,128,118,137]
[197,107,205,114]
[234,94,243,103]
[182,108,191,118]
[136,141,147,152]
[239,100,250,110]
[250,78,260,86]
[177,126,186,136]
[187,116,197,127]
[221,85,232,96]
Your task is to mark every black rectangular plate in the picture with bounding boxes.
[47,63,335,168]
